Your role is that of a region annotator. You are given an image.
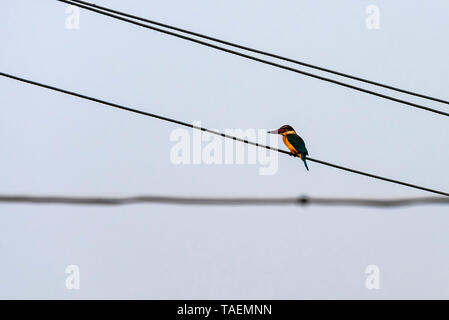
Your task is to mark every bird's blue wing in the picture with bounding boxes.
[286,134,308,155]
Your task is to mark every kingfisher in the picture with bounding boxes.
[268,125,309,171]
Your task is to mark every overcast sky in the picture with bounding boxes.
[1,0,448,299]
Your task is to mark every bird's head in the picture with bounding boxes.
[268,125,296,136]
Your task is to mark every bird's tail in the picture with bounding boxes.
[299,154,309,171]
[303,158,309,171]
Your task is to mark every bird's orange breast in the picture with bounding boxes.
[282,135,299,154]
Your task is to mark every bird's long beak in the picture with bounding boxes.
[268,129,279,134]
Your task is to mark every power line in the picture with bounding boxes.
[58,0,449,118]
[1,71,448,197]
[0,194,448,208]
[66,0,449,106]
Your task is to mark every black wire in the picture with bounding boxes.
[1,71,448,197]
[66,0,449,106]
[0,194,448,208]
[57,0,449,118]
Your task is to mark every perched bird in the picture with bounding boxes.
[268,125,309,171]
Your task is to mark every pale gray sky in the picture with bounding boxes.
[1,0,448,299]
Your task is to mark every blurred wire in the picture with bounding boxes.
[0,195,448,208]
